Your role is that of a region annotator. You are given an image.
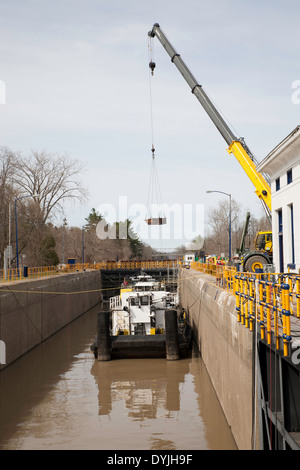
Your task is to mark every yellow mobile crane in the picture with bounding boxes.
[148,23,273,272]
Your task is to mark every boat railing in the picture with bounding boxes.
[110,295,122,310]
[167,292,179,305]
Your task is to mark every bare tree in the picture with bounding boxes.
[16,199,48,266]
[0,147,18,266]
[0,147,87,267]
[205,198,242,256]
[56,225,132,264]
[13,150,87,224]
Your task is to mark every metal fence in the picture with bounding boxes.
[0,260,180,284]
[234,273,296,356]
[189,262,300,357]
[190,261,236,293]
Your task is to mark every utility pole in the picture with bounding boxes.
[62,217,67,264]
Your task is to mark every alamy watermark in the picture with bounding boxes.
[291,80,300,104]
[292,347,300,365]
[0,340,6,365]
[94,196,204,247]
[0,80,6,104]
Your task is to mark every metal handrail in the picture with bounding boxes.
[0,260,180,284]
[189,261,299,357]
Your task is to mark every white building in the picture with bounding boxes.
[184,252,195,266]
[257,126,300,273]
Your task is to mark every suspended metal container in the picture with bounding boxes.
[145,146,167,226]
[145,217,167,226]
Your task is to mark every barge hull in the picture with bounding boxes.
[91,333,191,359]
[111,334,166,358]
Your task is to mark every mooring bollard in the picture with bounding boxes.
[165,309,179,360]
[97,310,111,361]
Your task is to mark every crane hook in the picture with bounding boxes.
[151,145,155,158]
[149,61,156,76]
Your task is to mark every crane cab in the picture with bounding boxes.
[254,231,273,254]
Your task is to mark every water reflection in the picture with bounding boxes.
[91,359,186,419]
[0,307,237,450]
[91,353,237,450]
[0,305,98,449]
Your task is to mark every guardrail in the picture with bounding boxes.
[0,264,90,283]
[190,261,236,293]
[189,261,300,357]
[96,260,179,270]
[0,260,180,284]
[234,272,300,357]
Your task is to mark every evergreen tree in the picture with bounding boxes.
[39,235,59,266]
[84,208,103,231]
[115,220,144,259]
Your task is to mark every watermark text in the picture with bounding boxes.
[0,80,6,104]
[291,80,300,104]
[95,196,204,246]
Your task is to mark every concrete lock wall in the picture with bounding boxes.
[179,269,254,450]
[0,270,101,369]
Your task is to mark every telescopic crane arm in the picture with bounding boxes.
[148,23,272,219]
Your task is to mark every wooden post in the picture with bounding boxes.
[165,309,179,360]
[97,310,111,361]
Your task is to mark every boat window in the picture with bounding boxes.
[130,297,139,306]
[140,296,149,305]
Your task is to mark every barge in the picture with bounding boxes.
[91,273,191,360]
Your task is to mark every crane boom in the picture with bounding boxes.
[148,23,272,219]
[238,212,251,255]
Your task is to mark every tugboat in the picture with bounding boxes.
[110,273,178,336]
[91,273,191,360]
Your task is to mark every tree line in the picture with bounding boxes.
[0,146,270,268]
[202,197,270,258]
[0,147,155,269]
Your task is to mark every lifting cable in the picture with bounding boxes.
[145,36,166,226]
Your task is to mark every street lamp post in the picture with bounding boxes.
[206,190,232,261]
[8,203,12,268]
[82,226,85,264]
[15,194,39,271]
[62,217,67,264]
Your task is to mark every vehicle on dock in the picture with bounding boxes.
[91,272,192,359]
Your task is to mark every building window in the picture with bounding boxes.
[276,177,280,191]
[278,209,284,273]
[141,296,149,306]
[290,204,295,266]
[287,169,293,184]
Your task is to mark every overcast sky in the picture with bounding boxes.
[1,0,299,249]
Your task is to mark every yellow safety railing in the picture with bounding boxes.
[234,273,295,356]
[190,261,236,293]
[95,260,179,270]
[0,260,180,284]
[217,265,236,293]
[0,264,86,283]
[188,261,299,357]
[190,261,217,277]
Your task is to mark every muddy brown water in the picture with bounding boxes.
[0,305,237,450]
